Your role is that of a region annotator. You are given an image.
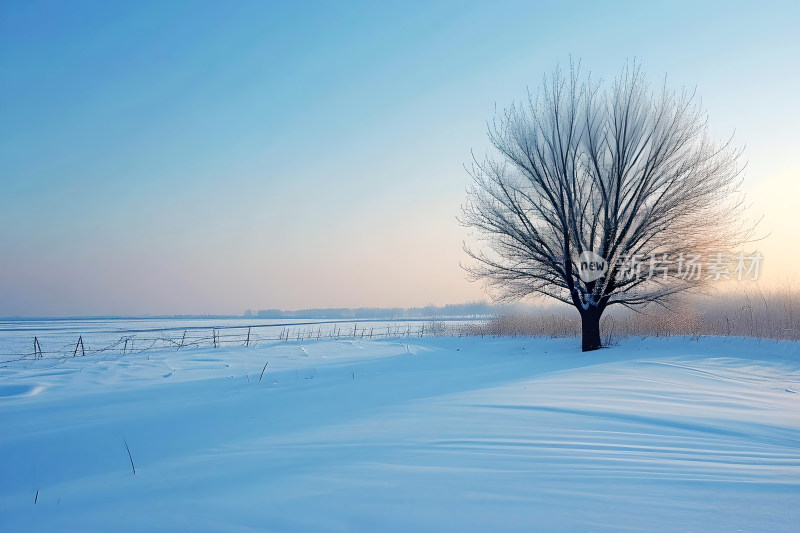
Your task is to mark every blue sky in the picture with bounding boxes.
[1,0,798,316]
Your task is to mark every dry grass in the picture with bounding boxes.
[463,285,799,342]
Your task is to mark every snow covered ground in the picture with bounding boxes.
[1,336,799,532]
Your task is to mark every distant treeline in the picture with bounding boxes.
[1,302,504,322]
[248,302,496,319]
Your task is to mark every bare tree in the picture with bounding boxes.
[461,62,754,351]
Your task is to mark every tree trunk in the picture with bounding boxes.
[580,308,603,352]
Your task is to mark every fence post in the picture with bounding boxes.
[33,336,42,359]
[179,331,186,350]
[245,327,251,347]
[73,336,84,357]
[212,329,217,348]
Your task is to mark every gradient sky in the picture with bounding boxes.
[1,0,798,316]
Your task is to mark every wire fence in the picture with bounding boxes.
[0,319,465,364]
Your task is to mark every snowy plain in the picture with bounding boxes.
[1,334,799,532]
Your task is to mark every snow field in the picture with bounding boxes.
[1,336,799,532]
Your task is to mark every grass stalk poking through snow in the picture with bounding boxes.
[123,436,136,475]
